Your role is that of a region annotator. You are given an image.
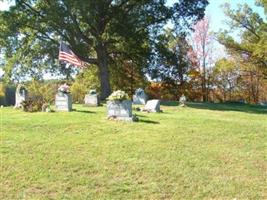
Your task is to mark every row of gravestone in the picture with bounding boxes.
[56,88,161,113]
[56,88,161,122]
[55,89,101,111]
[14,85,164,121]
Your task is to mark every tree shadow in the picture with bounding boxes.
[138,119,160,124]
[73,109,96,114]
[134,114,148,118]
[187,102,267,115]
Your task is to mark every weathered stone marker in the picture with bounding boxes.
[133,88,147,105]
[55,93,72,112]
[179,94,187,107]
[84,89,100,106]
[107,100,133,121]
[144,99,160,112]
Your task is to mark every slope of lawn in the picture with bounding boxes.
[1,102,266,199]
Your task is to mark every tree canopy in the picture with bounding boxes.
[0,0,208,99]
[217,2,267,78]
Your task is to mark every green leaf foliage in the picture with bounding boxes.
[217,2,267,77]
[0,0,208,98]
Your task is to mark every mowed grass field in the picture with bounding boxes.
[1,103,266,199]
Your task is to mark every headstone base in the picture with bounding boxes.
[107,116,135,122]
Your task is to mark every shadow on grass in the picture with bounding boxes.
[73,109,96,114]
[138,119,160,124]
[187,102,267,115]
[160,101,179,106]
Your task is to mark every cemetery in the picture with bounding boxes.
[2,101,267,199]
[1,0,267,199]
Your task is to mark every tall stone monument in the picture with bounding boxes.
[14,84,28,108]
[133,88,147,105]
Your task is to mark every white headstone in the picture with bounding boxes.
[179,95,186,107]
[133,88,147,105]
[144,99,160,112]
[84,90,99,106]
[14,85,28,108]
[55,93,72,111]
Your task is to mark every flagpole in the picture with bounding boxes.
[58,39,62,66]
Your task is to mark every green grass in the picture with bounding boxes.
[1,103,266,199]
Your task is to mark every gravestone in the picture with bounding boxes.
[14,84,28,108]
[84,89,100,106]
[55,93,72,111]
[133,88,147,105]
[179,95,186,107]
[144,99,160,112]
[107,100,133,121]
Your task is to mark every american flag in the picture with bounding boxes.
[59,42,84,67]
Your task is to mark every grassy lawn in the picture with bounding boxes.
[1,103,266,199]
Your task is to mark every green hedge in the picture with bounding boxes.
[0,84,16,106]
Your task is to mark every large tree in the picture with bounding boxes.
[149,28,193,99]
[0,0,208,99]
[212,58,239,101]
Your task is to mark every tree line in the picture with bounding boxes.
[0,0,266,104]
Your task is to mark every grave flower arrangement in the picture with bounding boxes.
[58,83,70,94]
[107,90,129,101]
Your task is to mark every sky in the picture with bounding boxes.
[204,0,264,32]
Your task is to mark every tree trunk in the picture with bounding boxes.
[202,69,207,101]
[202,45,207,102]
[96,43,111,100]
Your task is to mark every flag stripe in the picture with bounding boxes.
[59,56,82,66]
[59,52,82,61]
[58,42,84,67]
[59,53,82,63]
[59,53,82,66]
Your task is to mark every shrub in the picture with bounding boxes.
[71,67,100,103]
[71,81,87,103]
[21,97,43,112]
[27,81,58,104]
